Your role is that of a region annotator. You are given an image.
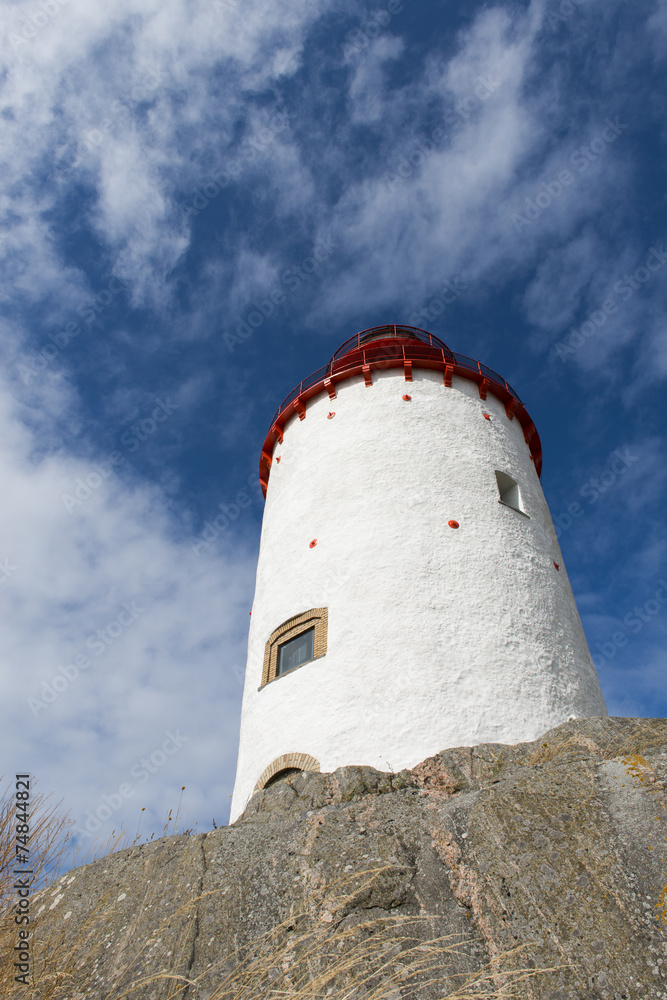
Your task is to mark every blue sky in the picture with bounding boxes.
[1,0,666,845]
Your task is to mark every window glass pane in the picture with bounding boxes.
[278,628,314,675]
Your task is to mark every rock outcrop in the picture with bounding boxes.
[13,717,667,998]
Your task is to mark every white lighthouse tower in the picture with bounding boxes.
[230,326,606,821]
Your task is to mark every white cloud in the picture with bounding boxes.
[0,0,664,847]
[0,374,256,841]
[647,0,667,59]
[308,3,546,319]
[0,0,333,311]
[346,36,405,123]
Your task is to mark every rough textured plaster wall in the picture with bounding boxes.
[231,369,606,819]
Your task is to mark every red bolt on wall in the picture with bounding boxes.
[276,456,281,463]
[327,412,335,419]
[309,539,318,548]
[402,394,412,401]
[553,562,560,571]
[483,413,491,421]
[448,520,459,529]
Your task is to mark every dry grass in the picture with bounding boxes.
[0,779,74,912]
[0,862,557,1000]
[140,904,550,1000]
[0,780,199,998]
[0,778,76,997]
[5,721,659,997]
[0,773,578,1000]
[526,717,664,766]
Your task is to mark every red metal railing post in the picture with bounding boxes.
[260,326,539,495]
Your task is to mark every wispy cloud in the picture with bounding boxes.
[0,0,665,839]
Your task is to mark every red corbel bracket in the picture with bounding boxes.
[295,398,306,421]
[271,423,284,443]
[443,365,453,387]
[261,449,273,468]
[324,378,336,400]
[505,399,517,421]
[362,365,372,387]
[478,378,490,400]
[260,477,268,492]
[404,360,413,382]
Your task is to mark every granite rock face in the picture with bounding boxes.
[17,718,667,999]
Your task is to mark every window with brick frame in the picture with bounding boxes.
[260,608,328,688]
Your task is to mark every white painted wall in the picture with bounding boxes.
[230,368,607,821]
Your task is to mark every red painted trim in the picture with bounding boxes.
[478,378,490,400]
[259,325,542,495]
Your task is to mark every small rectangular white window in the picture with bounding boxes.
[495,471,526,515]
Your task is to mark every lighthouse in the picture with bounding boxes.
[230,326,607,821]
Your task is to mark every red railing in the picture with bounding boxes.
[332,325,455,364]
[269,326,523,425]
[260,325,540,494]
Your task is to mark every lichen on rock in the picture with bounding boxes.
[12,717,667,999]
